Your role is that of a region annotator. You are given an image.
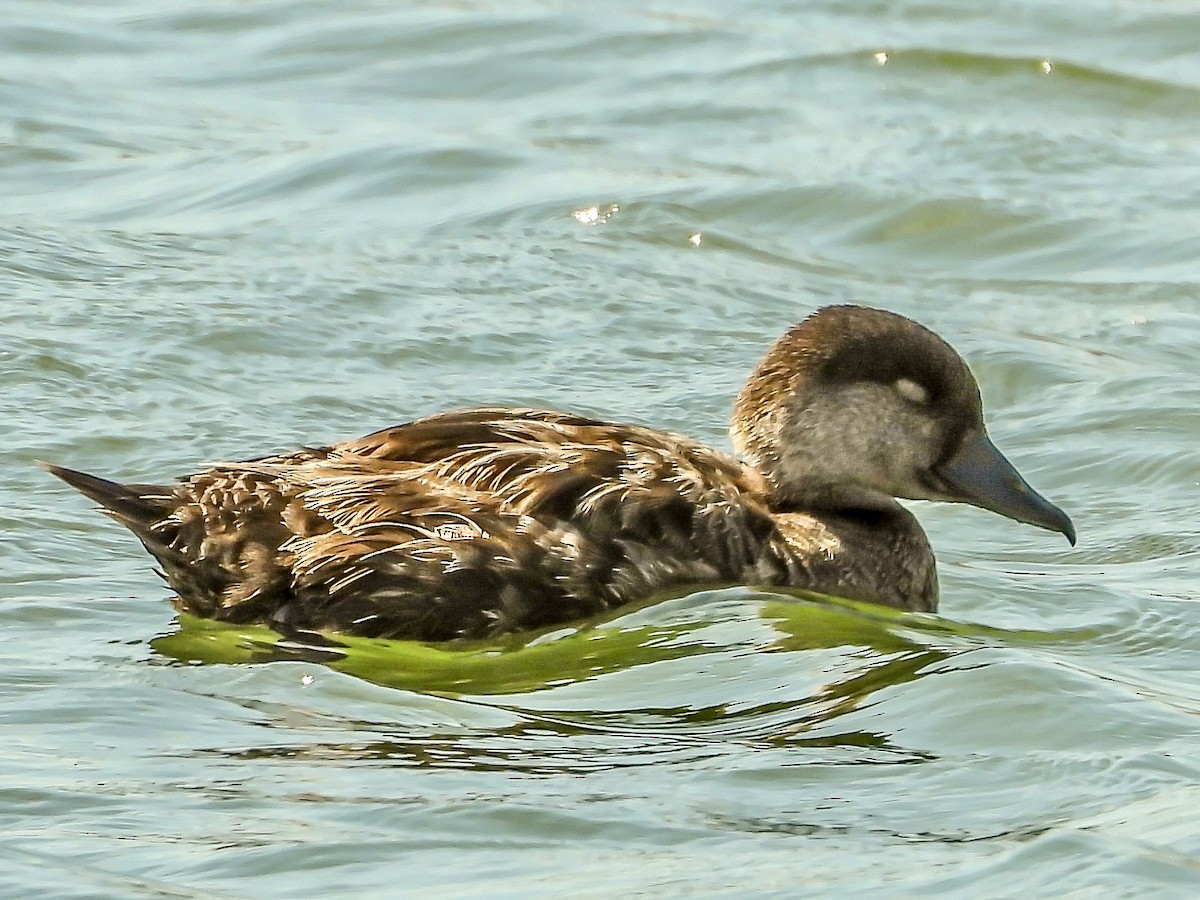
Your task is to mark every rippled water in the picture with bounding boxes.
[5,1,1200,896]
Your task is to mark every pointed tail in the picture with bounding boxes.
[40,461,175,537]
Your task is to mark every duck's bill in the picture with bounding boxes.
[935,430,1076,545]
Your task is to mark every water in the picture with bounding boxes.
[4,0,1200,895]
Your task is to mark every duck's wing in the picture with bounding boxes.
[270,408,790,638]
[352,408,788,562]
[273,467,613,640]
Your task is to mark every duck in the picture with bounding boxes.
[44,305,1075,642]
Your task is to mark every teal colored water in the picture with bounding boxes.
[5,1,1200,896]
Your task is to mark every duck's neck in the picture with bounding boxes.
[737,444,900,516]
[763,474,903,516]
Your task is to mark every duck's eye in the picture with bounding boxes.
[894,377,929,405]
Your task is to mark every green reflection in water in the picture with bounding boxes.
[153,589,1096,698]
[151,591,1103,771]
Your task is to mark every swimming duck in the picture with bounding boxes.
[45,305,1074,642]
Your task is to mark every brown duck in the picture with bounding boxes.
[45,305,1075,642]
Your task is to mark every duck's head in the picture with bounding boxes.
[731,305,1075,544]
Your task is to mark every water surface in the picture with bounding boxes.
[5,1,1200,896]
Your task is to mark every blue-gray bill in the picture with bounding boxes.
[935,430,1076,545]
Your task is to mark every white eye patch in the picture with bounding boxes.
[894,377,929,404]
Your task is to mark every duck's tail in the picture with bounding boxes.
[40,461,177,542]
[41,461,254,617]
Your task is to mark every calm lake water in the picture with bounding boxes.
[5,0,1200,896]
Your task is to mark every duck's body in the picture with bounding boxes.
[47,306,1074,641]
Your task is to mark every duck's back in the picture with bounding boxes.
[61,408,809,641]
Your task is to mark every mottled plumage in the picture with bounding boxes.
[45,306,1075,641]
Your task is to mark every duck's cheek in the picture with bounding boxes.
[865,425,936,493]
